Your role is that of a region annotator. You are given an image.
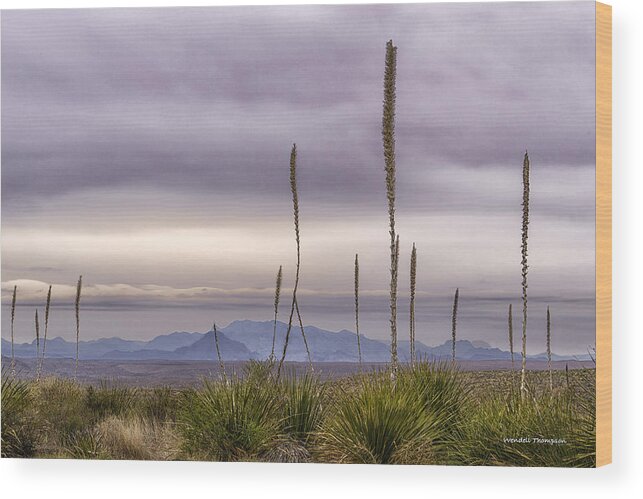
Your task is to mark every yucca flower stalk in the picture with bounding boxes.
[520,151,530,399]
[10,285,17,375]
[451,288,459,364]
[213,321,226,380]
[508,303,514,371]
[546,306,553,391]
[354,253,362,366]
[74,275,82,379]
[270,265,283,362]
[34,309,40,361]
[382,39,399,381]
[294,298,313,372]
[278,144,313,376]
[37,285,52,381]
[409,243,417,364]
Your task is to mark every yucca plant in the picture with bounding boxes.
[520,151,530,398]
[280,371,326,445]
[354,253,362,366]
[382,39,399,380]
[74,275,82,379]
[451,288,459,363]
[278,144,313,375]
[409,243,417,364]
[1,369,36,457]
[270,265,283,362]
[317,373,445,464]
[179,376,283,461]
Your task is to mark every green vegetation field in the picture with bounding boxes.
[1,362,595,466]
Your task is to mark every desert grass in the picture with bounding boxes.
[75,275,82,379]
[520,152,530,398]
[382,39,399,380]
[278,144,313,376]
[354,253,362,366]
[451,288,459,363]
[10,285,17,375]
[36,285,52,381]
[0,367,595,465]
[94,415,180,460]
[270,265,283,361]
[409,243,417,364]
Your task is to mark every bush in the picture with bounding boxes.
[454,389,595,467]
[94,416,180,460]
[179,376,282,461]
[1,373,38,457]
[280,371,326,445]
[317,374,448,464]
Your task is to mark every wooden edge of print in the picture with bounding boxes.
[595,1,612,468]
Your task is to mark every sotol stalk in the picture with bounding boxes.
[520,152,530,399]
[10,285,17,375]
[270,265,283,362]
[508,303,514,371]
[75,275,82,379]
[547,306,553,391]
[382,40,399,380]
[354,253,362,366]
[451,288,459,364]
[278,144,313,376]
[409,244,417,364]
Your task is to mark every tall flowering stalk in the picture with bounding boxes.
[10,285,17,375]
[508,303,514,371]
[547,306,553,391]
[520,152,530,399]
[354,254,362,366]
[409,244,417,364]
[74,275,82,379]
[382,40,399,380]
[270,265,283,362]
[278,144,313,376]
[35,310,40,361]
[451,288,459,363]
[37,285,52,381]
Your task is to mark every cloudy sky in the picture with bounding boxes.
[1,2,596,354]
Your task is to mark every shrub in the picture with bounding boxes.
[94,416,180,460]
[316,374,445,464]
[1,373,38,457]
[179,376,282,461]
[280,371,325,444]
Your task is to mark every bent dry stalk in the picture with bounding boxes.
[409,244,417,364]
[278,144,313,376]
[520,151,530,399]
[213,321,226,380]
[35,310,40,361]
[270,265,283,362]
[354,253,362,366]
[382,39,399,381]
[75,275,82,379]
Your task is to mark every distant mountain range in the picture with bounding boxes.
[1,319,591,362]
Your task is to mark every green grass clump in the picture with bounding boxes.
[316,370,453,464]
[1,373,37,457]
[85,381,138,419]
[179,375,282,461]
[454,389,595,467]
[280,371,325,444]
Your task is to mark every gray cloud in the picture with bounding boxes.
[1,3,596,352]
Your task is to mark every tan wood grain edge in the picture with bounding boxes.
[596,1,612,468]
